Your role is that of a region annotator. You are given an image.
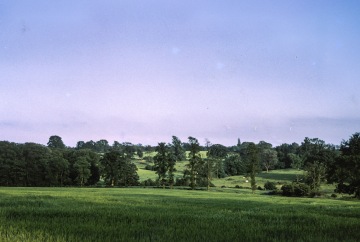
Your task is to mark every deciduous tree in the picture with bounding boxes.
[334,133,360,198]
[186,137,202,189]
[47,135,66,149]
[243,143,260,193]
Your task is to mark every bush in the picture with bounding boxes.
[257,186,263,190]
[140,179,157,186]
[281,183,310,197]
[293,183,310,197]
[145,164,154,171]
[281,184,293,196]
[174,177,189,186]
[264,181,277,190]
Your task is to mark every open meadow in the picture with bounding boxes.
[0,187,359,242]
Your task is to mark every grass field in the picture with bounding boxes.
[0,187,359,241]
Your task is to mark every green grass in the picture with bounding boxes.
[0,187,359,241]
[212,169,305,188]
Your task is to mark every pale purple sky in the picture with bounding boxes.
[1,1,360,147]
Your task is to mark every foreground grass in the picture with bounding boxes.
[0,187,359,241]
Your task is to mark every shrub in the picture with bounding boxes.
[281,184,293,196]
[264,181,277,190]
[140,179,157,186]
[293,183,310,197]
[174,178,189,186]
[145,164,154,171]
[281,183,310,197]
[257,186,263,190]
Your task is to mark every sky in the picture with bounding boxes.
[1,0,360,147]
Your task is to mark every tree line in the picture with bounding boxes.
[0,133,359,198]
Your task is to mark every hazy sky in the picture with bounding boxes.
[1,1,360,147]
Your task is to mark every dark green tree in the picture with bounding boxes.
[76,141,85,150]
[289,153,303,182]
[64,149,100,186]
[48,149,69,186]
[100,149,139,187]
[47,135,66,149]
[22,143,51,186]
[86,151,101,186]
[74,156,91,186]
[95,139,110,153]
[243,143,260,193]
[260,149,278,173]
[186,137,202,189]
[172,136,186,161]
[154,143,169,188]
[208,144,227,178]
[289,153,303,170]
[304,160,326,193]
[100,150,122,186]
[334,133,360,198]
[223,154,244,176]
[153,142,176,188]
[275,142,300,168]
[300,137,338,192]
[0,141,25,186]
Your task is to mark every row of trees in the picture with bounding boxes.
[149,134,360,198]
[0,137,139,187]
[1,133,359,198]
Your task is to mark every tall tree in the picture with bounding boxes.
[95,139,110,153]
[334,133,360,198]
[172,136,186,161]
[275,142,300,168]
[243,143,260,193]
[260,149,278,173]
[289,153,303,182]
[203,139,214,190]
[223,154,244,176]
[76,141,85,150]
[153,142,176,188]
[22,143,51,186]
[289,153,303,170]
[100,149,139,187]
[48,149,69,186]
[74,156,90,186]
[304,160,326,193]
[186,137,202,189]
[300,137,338,193]
[0,141,25,186]
[100,150,122,186]
[64,149,99,186]
[208,144,227,178]
[154,143,169,188]
[47,135,66,149]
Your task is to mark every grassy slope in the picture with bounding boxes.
[0,187,359,241]
[136,153,336,193]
